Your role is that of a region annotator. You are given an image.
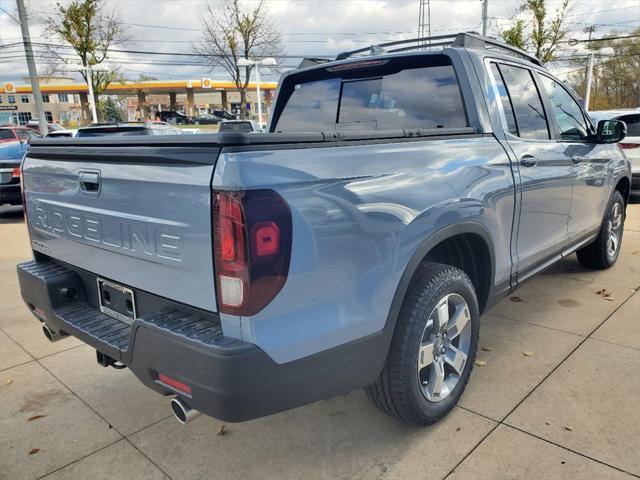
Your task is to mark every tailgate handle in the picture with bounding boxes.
[79,171,100,193]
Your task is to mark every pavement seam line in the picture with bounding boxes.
[122,436,176,480]
[501,424,640,478]
[34,358,176,480]
[443,290,637,479]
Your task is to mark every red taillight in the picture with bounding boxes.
[158,373,192,395]
[12,167,20,178]
[619,143,639,150]
[212,190,292,316]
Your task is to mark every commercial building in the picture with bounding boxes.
[0,77,278,127]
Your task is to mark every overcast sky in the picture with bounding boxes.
[1,0,638,85]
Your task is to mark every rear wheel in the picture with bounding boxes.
[365,263,479,426]
[577,190,625,269]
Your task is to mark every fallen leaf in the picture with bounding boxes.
[481,346,492,352]
[564,425,574,432]
[456,427,461,432]
[510,296,523,302]
[28,448,39,455]
[5,379,13,386]
[475,360,487,366]
[596,289,606,295]
[217,424,226,436]
[27,415,46,422]
[632,251,640,256]
[523,351,534,357]
[603,297,615,301]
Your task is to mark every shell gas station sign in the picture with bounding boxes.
[3,82,16,93]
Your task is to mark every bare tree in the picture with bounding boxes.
[194,0,283,119]
[45,0,128,116]
[500,0,571,63]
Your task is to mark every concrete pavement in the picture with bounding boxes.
[1,201,638,480]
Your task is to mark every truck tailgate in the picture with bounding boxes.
[22,145,220,312]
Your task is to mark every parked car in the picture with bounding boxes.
[26,121,65,134]
[155,111,196,125]
[76,122,181,137]
[218,119,262,132]
[213,110,237,120]
[18,33,630,427]
[590,109,639,192]
[0,139,29,206]
[47,129,78,138]
[0,126,40,143]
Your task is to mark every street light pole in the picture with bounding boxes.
[16,0,48,136]
[254,63,263,125]
[584,52,595,111]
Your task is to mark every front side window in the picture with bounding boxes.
[275,56,468,132]
[21,95,29,104]
[496,64,549,140]
[539,76,589,140]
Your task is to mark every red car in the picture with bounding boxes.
[0,126,40,143]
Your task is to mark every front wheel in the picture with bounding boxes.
[365,263,479,426]
[577,190,625,269]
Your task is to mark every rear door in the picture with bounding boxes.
[23,143,220,311]
[536,73,613,239]
[488,62,573,279]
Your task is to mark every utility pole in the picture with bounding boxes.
[16,0,48,136]
[482,0,489,37]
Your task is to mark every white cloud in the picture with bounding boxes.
[0,0,638,83]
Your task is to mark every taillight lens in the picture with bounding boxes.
[212,190,292,316]
[619,143,639,150]
[12,167,20,178]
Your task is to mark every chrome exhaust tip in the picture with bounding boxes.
[42,324,67,342]
[170,398,201,424]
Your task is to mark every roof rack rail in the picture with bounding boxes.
[334,32,543,67]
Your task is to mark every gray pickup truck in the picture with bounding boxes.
[18,33,631,426]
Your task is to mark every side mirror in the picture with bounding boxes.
[596,119,627,144]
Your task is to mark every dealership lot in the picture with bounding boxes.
[1,202,638,480]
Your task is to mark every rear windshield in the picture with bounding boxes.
[219,122,254,132]
[617,114,640,136]
[76,127,148,137]
[273,55,467,132]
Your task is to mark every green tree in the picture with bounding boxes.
[45,0,127,110]
[194,0,283,119]
[98,96,123,122]
[500,0,571,63]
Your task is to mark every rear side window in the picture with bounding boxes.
[274,56,467,132]
[494,64,549,140]
[617,114,640,136]
[0,130,17,140]
[489,63,518,135]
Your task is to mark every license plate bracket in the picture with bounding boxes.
[97,278,137,325]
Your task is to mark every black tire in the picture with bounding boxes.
[365,263,479,426]
[577,190,625,269]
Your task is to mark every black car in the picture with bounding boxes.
[76,122,181,137]
[213,110,237,120]
[155,111,194,125]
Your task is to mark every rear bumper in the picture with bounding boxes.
[0,182,21,205]
[17,258,388,422]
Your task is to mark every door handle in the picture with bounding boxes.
[571,156,584,164]
[520,155,538,167]
[79,171,100,193]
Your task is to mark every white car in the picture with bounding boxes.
[590,109,640,192]
[47,129,78,138]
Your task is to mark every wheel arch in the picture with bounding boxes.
[384,222,496,337]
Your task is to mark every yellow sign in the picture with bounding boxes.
[3,82,16,93]
[202,78,212,88]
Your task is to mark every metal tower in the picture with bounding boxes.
[418,0,431,45]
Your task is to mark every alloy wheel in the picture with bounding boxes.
[417,293,472,402]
